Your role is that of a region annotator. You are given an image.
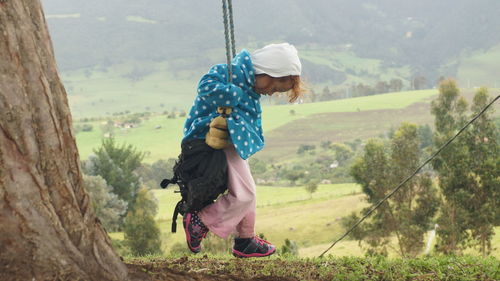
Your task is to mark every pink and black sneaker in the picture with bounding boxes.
[182,212,209,253]
[232,236,276,258]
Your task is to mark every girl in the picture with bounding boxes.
[181,43,304,258]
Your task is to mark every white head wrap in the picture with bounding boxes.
[251,43,301,77]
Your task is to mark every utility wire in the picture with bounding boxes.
[319,94,499,257]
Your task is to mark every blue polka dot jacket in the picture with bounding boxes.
[183,50,264,160]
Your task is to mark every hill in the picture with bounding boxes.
[42,0,500,76]
[74,89,441,162]
[40,0,500,117]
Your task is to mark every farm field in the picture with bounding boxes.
[151,183,367,256]
[110,183,500,259]
[75,89,443,162]
[63,65,200,118]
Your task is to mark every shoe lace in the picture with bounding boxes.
[254,236,271,246]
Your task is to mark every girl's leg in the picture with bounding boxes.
[235,201,256,238]
[198,145,256,238]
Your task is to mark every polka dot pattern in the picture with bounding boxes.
[183,50,265,160]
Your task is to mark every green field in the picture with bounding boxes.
[64,63,200,118]
[300,47,411,86]
[456,43,500,88]
[110,183,367,256]
[74,89,439,162]
[112,183,500,259]
[63,47,418,120]
[152,183,366,256]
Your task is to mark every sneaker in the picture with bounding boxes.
[232,236,276,258]
[183,212,209,253]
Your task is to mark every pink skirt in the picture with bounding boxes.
[198,146,256,238]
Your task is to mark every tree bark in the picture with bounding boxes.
[0,1,129,280]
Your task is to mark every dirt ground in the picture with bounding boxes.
[126,256,303,281]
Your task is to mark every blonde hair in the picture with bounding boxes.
[287,76,307,103]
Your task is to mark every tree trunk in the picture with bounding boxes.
[0,1,129,280]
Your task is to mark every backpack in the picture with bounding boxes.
[160,139,228,232]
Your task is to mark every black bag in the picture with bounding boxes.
[160,139,228,232]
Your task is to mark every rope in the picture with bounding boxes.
[319,94,500,258]
[227,0,236,58]
[221,0,235,82]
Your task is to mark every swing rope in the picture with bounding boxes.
[319,94,500,258]
[221,0,235,83]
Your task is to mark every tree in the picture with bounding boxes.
[320,140,332,150]
[331,143,353,165]
[349,123,439,257]
[123,188,162,256]
[305,180,319,199]
[387,123,439,256]
[297,144,315,154]
[417,124,433,149]
[430,79,473,254]
[284,169,303,186]
[462,87,499,256]
[101,119,115,137]
[249,157,267,176]
[0,1,128,279]
[412,76,427,90]
[320,86,335,101]
[389,78,403,92]
[83,175,128,232]
[137,158,176,189]
[375,81,389,94]
[83,138,145,210]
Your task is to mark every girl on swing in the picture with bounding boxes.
[181,43,304,258]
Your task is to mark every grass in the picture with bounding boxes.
[113,181,500,259]
[126,254,500,281]
[153,183,361,221]
[113,183,366,256]
[64,64,199,118]
[62,47,415,120]
[74,89,439,162]
[115,180,500,259]
[299,47,411,86]
[456,43,500,88]
[261,89,437,131]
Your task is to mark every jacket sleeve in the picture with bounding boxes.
[197,65,244,107]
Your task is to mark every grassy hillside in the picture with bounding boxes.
[75,89,439,162]
[111,182,500,259]
[300,47,411,86]
[456,43,500,88]
[63,63,201,118]
[63,48,420,119]
[151,183,367,256]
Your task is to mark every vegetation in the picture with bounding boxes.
[82,137,145,209]
[75,86,500,263]
[73,89,439,162]
[83,175,127,232]
[123,188,162,256]
[305,181,319,199]
[126,254,500,281]
[347,123,439,257]
[431,81,499,256]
